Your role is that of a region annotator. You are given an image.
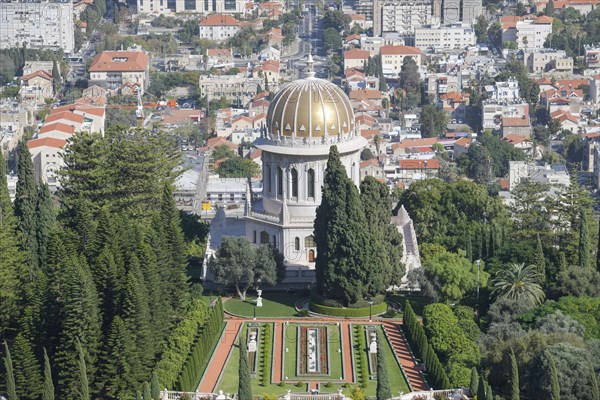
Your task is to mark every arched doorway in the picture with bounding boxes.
[308,250,315,262]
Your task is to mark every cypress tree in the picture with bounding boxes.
[0,150,23,335]
[52,60,60,94]
[77,338,90,400]
[14,142,39,270]
[3,340,18,400]
[559,252,567,272]
[535,234,546,283]
[486,384,494,400]
[547,354,560,400]
[469,367,478,397]
[12,332,42,400]
[151,371,160,399]
[509,348,519,400]
[238,336,252,400]
[376,331,392,400]
[143,382,151,400]
[42,348,55,400]
[477,374,487,400]
[36,183,55,269]
[481,225,487,260]
[591,363,599,400]
[579,209,591,268]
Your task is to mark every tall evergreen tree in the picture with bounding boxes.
[238,337,252,400]
[98,316,135,399]
[42,348,55,400]
[469,367,478,397]
[509,348,519,400]
[14,142,39,271]
[36,183,55,269]
[3,340,18,400]
[535,234,546,283]
[52,60,60,94]
[151,371,160,399]
[477,374,487,400]
[143,382,151,400]
[55,259,101,399]
[77,338,90,400]
[547,353,560,400]
[12,332,42,400]
[0,150,23,334]
[159,183,189,311]
[315,146,377,304]
[591,363,600,400]
[579,209,591,268]
[376,330,392,400]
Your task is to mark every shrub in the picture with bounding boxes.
[324,382,333,388]
[309,301,387,317]
[261,324,272,387]
[262,394,278,400]
[297,309,309,317]
[296,381,304,387]
[279,381,286,388]
[356,325,369,388]
[383,309,397,318]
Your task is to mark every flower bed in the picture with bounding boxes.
[297,325,329,376]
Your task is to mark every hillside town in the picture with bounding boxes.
[3,0,600,398]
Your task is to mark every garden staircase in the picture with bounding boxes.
[382,322,429,392]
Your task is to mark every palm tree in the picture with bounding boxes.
[492,263,545,305]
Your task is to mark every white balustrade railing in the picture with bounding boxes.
[159,390,237,400]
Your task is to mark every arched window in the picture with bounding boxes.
[308,249,315,262]
[277,167,283,197]
[272,234,278,249]
[253,230,257,244]
[260,231,269,244]
[291,168,298,198]
[307,168,315,198]
[294,237,300,251]
[305,235,315,248]
[265,165,271,193]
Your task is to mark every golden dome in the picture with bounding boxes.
[266,74,355,139]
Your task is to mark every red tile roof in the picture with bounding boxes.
[398,159,440,169]
[344,49,370,59]
[199,14,240,26]
[21,70,53,81]
[380,45,421,55]
[39,122,76,135]
[89,51,149,72]
[502,117,531,127]
[349,89,382,100]
[27,137,67,149]
[207,48,232,57]
[44,111,85,125]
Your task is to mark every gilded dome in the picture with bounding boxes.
[266,68,355,139]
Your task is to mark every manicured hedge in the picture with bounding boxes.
[155,297,209,388]
[309,300,388,317]
[310,289,386,309]
[261,323,273,386]
[177,297,225,391]
[356,325,369,388]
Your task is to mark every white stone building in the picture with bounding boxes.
[89,50,150,94]
[414,24,476,50]
[198,14,241,42]
[381,0,438,35]
[380,45,422,77]
[0,0,74,53]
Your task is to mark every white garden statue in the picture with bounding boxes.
[256,289,263,307]
[248,331,257,352]
[369,332,377,354]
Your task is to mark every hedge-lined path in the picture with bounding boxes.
[197,320,242,392]
[382,322,428,391]
[339,322,354,383]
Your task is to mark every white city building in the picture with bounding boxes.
[198,14,241,41]
[414,23,476,50]
[0,0,74,53]
[382,0,438,35]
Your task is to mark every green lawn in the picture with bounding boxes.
[224,294,301,318]
[215,323,308,396]
[349,325,410,397]
[387,294,429,318]
[282,324,344,381]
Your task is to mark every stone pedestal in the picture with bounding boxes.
[369,332,377,354]
[256,290,263,307]
[248,331,257,352]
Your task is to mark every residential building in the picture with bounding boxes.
[438,91,469,121]
[198,15,241,41]
[27,137,66,191]
[385,158,440,182]
[501,117,531,137]
[414,24,476,50]
[174,0,246,14]
[486,77,521,102]
[22,61,53,76]
[343,49,371,71]
[441,0,481,24]
[382,0,438,35]
[137,0,169,15]
[0,0,74,53]
[501,15,553,50]
[20,70,53,104]
[586,45,600,69]
[534,0,598,15]
[482,100,529,131]
[524,49,573,74]
[461,0,482,23]
[380,45,422,76]
[89,50,150,94]
[199,75,265,107]
[509,161,570,191]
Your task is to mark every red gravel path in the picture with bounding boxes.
[197,320,242,392]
